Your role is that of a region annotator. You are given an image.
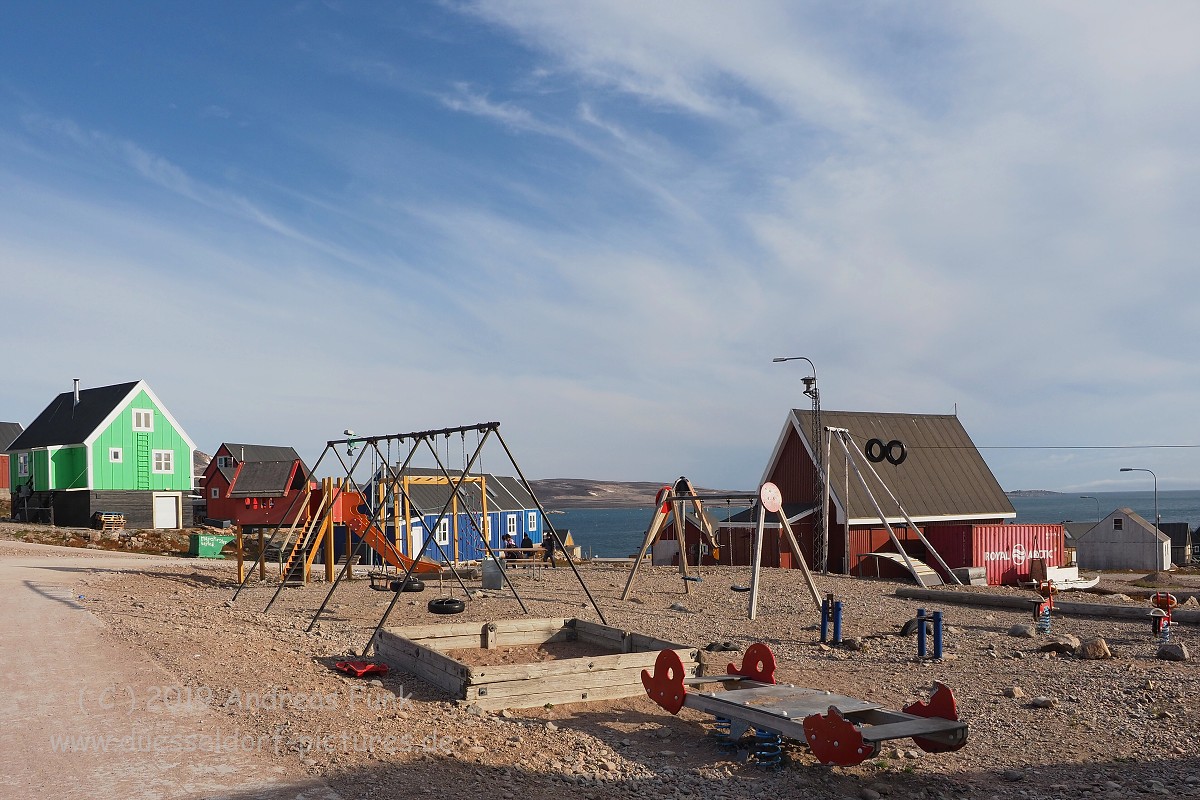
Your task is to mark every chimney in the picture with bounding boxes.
[73,379,80,407]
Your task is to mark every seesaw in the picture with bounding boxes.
[640,643,967,767]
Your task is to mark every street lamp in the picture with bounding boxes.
[773,356,824,570]
[1079,495,1099,524]
[1119,467,1159,570]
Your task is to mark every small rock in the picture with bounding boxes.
[1008,624,1035,638]
[1003,686,1025,699]
[1030,696,1057,709]
[843,637,863,651]
[1077,637,1112,660]
[861,789,882,800]
[1039,634,1081,654]
[1156,642,1189,662]
[669,602,689,613]
[545,721,558,732]
[1002,769,1026,782]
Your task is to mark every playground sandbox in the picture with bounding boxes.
[374,617,698,709]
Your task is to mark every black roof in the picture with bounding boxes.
[0,422,23,451]
[219,443,302,463]
[228,461,303,498]
[7,382,139,450]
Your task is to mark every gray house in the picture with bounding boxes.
[1074,507,1170,571]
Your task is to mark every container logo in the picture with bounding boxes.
[1012,543,1027,567]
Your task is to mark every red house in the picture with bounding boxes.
[659,409,1063,586]
[202,443,312,529]
[0,422,23,497]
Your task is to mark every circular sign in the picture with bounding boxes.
[760,482,783,513]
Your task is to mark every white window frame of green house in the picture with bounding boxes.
[152,450,174,474]
[132,408,154,432]
[109,447,123,464]
[17,453,29,477]
[507,514,517,536]
[436,518,450,546]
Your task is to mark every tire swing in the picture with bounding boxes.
[391,577,425,593]
[428,597,465,614]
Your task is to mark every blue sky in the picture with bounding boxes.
[3,2,1199,492]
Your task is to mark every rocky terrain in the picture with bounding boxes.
[6,529,1189,800]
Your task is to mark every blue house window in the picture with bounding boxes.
[436,518,450,546]
[507,515,516,536]
[527,511,537,530]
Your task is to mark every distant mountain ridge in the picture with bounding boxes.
[530,478,743,509]
[1005,489,1062,497]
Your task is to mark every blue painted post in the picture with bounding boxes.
[832,601,843,644]
[820,597,830,643]
[916,607,927,658]
[933,611,944,659]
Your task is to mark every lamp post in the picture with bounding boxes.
[773,356,824,571]
[1119,467,1159,570]
[1079,495,1099,524]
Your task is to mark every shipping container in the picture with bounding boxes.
[923,524,1065,586]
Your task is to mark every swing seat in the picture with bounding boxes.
[731,584,752,593]
[683,575,703,583]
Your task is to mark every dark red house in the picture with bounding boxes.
[0,422,22,497]
[201,443,312,528]
[659,409,1063,586]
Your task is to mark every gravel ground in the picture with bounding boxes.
[5,526,1198,800]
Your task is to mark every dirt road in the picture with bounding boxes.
[0,540,339,800]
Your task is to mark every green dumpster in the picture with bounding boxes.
[188,533,236,558]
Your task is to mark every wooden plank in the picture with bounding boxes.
[374,641,465,696]
[467,648,686,685]
[860,718,966,742]
[466,662,683,701]
[572,619,628,646]
[416,634,488,651]
[489,618,569,634]
[470,679,656,711]
[627,632,691,653]
[375,633,472,679]
[388,621,487,640]
[492,629,574,648]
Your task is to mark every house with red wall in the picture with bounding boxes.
[659,409,1063,586]
[0,422,23,498]
[201,443,312,529]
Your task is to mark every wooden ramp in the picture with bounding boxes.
[862,552,944,586]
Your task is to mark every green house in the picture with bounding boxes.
[6,380,197,529]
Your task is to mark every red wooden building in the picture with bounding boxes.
[658,409,1064,586]
[201,443,312,528]
[0,422,22,496]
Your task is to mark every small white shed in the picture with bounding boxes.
[1074,507,1170,572]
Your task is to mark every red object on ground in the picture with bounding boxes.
[334,661,389,678]
[641,649,687,714]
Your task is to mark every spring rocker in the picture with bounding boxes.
[640,643,967,767]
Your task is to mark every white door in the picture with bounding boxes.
[153,493,179,529]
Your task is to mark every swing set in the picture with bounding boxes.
[621,478,823,619]
[228,421,607,655]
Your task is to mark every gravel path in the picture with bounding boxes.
[7,533,1198,800]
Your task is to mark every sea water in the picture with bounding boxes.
[555,490,1200,559]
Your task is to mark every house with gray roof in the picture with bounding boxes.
[1073,508,1171,571]
[201,443,312,528]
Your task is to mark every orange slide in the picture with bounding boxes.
[341,492,443,575]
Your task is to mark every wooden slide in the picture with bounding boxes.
[341,491,443,575]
